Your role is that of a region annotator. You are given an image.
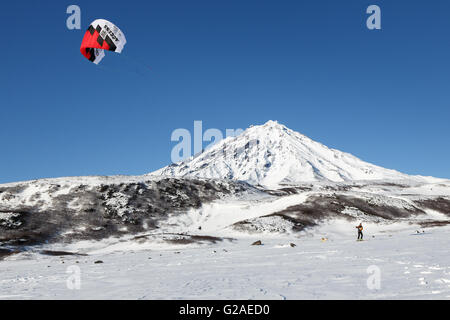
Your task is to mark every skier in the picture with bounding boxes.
[356,223,363,240]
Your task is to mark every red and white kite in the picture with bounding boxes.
[80,19,126,64]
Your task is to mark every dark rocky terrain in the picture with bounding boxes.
[0,177,256,251]
[1,174,449,257]
[233,191,450,234]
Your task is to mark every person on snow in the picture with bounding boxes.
[356,223,363,240]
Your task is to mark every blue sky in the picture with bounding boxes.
[1,0,449,183]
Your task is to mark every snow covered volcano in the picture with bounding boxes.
[152,121,412,187]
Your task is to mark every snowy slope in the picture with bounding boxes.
[152,121,424,187]
[1,224,450,299]
[1,122,449,300]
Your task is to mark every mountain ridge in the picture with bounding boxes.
[151,120,423,187]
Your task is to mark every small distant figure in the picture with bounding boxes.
[356,223,364,241]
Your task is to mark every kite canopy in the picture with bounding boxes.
[80,19,126,64]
